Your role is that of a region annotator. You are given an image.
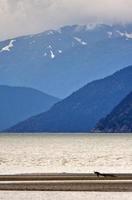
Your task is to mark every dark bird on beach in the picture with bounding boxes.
[94,171,116,178]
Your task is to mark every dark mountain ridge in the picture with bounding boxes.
[7,65,132,133]
[95,92,132,133]
[0,85,59,131]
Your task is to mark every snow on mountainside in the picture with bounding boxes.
[0,40,16,52]
[116,31,132,39]
[73,37,87,45]
[1,24,132,97]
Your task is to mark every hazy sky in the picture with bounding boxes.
[0,0,132,40]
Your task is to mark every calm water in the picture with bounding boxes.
[1,134,132,200]
[0,134,132,174]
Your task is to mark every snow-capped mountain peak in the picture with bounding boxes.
[1,24,132,98]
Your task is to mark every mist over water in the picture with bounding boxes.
[0,134,132,174]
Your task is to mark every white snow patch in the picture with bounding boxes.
[81,41,87,45]
[47,31,54,35]
[116,31,132,39]
[0,40,16,52]
[107,32,113,38]
[74,37,87,45]
[50,50,55,59]
[116,30,125,37]
[48,45,52,49]
[125,32,132,39]
[58,50,62,54]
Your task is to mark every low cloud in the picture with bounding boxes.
[0,0,132,40]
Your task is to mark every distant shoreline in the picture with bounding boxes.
[0,133,132,136]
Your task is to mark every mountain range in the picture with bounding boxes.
[0,86,59,131]
[1,24,132,98]
[7,65,132,133]
[95,92,132,133]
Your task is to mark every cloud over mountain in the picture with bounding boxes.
[0,0,132,40]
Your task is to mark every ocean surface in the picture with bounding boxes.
[0,134,132,200]
[0,133,132,174]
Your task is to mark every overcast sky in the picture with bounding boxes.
[0,0,132,40]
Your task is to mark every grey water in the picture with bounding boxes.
[0,134,132,175]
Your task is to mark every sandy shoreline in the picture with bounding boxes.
[0,173,132,181]
[0,173,132,192]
